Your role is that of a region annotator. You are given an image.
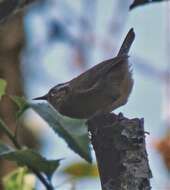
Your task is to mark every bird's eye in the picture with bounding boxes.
[50,91,55,97]
[50,89,57,97]
[50,87,69,98]
[60,86,69,94]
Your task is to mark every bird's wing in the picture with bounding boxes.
[72,57,129,101]
[70,55,128,93]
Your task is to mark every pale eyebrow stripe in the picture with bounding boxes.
[54,82,69,90]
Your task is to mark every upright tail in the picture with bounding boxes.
[117,28,135,56]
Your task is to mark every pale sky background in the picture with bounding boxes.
[22,1,170,189]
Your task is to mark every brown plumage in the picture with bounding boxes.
[34,28,135,119]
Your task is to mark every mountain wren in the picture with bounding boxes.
[34,28,135,119]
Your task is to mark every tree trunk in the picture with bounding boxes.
[87,113,152,190]
[0,12,24,181]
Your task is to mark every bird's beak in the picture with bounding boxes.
[33,94,48,101]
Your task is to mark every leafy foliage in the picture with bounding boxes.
[31,103,92,163]
[63,162,98,178]
[0,78,7,100]
[130,0,168,9]
[3,168,36,190]
[0,144,61,180]
[10,96,92,163]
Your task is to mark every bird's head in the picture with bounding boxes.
[33,82,70,107]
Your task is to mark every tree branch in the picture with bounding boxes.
[0,0,37,22]
[87,113,152,190]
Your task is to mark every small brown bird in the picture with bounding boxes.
[34,28,135,119]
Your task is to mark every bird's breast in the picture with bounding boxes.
[57,92,113,119]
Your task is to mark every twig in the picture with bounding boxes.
[0,118,20,149]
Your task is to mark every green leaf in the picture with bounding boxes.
[0,79,7,100]
[30,103,92,163]
[3,167,36,190]
[0,148,61,180]
[63,162,98,178]
[10,96,29,118]
[6,98,92,162]
[130,0,167,10]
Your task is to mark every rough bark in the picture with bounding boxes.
[87,113,152,190]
